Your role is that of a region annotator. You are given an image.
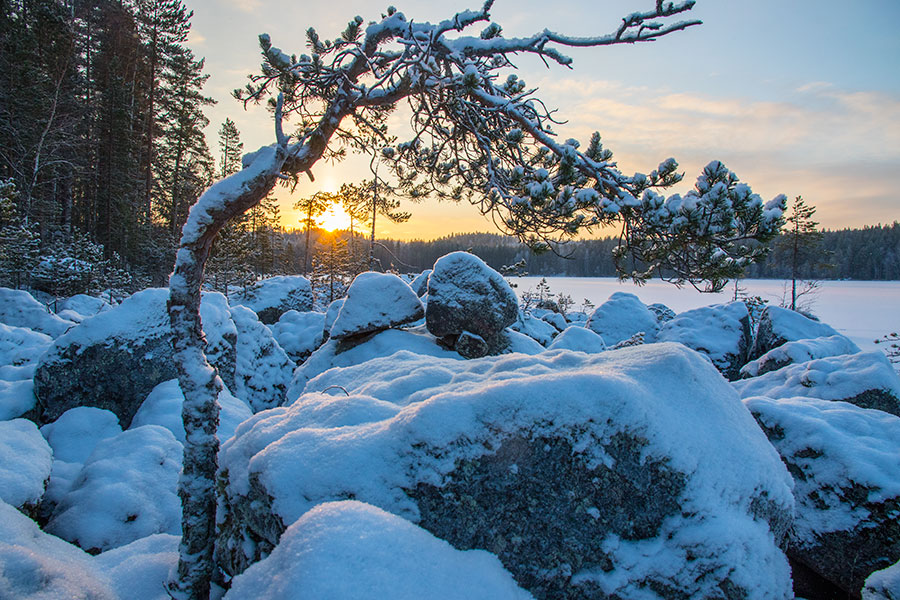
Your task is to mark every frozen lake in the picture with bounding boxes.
[509,277,900,353]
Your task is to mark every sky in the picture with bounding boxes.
[184,0,900,240]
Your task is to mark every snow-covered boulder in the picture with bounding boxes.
[0,287,75,337]
[538,311,567,332]
[57,294,112,320]
[131,379,252,444]
[545,326,607,353]
[425,252,519,358]
[330,272,424,340]
[33,289,239,426]
[271,310,325,362]
[0,379,38,421]
[746,396,900,596]
[0,322,52,381]
[733,352,900,417]
[740,334,861,379]
[287,328,460,401]
[230,275,314,324]
[224,501,532,600]
[752,305,841,358]
[586,292,659,346]
[657,301,752,380]
[323,298,344,335]
[46,425,182,554]
[510,311,558,346]
[93,534,180,600]
[0,419,52,515]
[39,407,123,518]
[864,561,900,600]
[409,269,432,297]
[0,500,115,599]
[218,344,794,598]
[230,305,294,412]
[648,302,676,323]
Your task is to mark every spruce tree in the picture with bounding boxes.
[218,118,243,178]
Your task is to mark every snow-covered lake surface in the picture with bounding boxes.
[509,277,900,353]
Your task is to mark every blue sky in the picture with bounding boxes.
[186,0,900,239]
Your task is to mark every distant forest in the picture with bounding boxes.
[365,223,900,281]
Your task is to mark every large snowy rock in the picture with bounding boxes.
[31,289,285,425]
[218,344,794,598]
[746,396,900,596]
[864,561,900,600]
[409,269,432,297]
[224,501,532,600]
[131,378,252,444]
[733,352,900,417]
[545,326,607,353]
[740,334,861,379]
[753,306,841,358]
[287,327,460,401]
[425,252,519,358]
[586,292,659,346]
[271,310,326,363]
[230,305,294,412]
[0,323,51,420]
[657,301,752,380]
[0,500,115,599]
[330,272,424,340]
[57,293,112,321]
[230,275,314,324]
[0,287,75,337]
[0,419,52,516]
[510,311,558,347]
[32,289,239,426]
[46,425,182,554]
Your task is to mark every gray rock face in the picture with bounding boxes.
[648,303,676,323]
[657,302,752,381]
[217,345,795,598]
[752,306,840,358]
[425,252,518,354]
[454,330,489,358]
[33,290,268,427]
[746,396,900,597]
[230,275,314,324]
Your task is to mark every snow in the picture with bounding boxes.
[0,287,75,338]
[864,559,900,600]
[586,292,659,346]
[131,378,252,444]
[0,419,52,510]
[501,328,545,354]
[0,500,115,600]
[222,344,792,597]
[287,326,461,401]
[330,272,424,339]
[733,351,900,405]
[230,304,294,412]
[57,294,112,320]
[745,396,900,539]
[271,310,325,361]
[0,378,37,421]
[762,305,840,345]
[40,407,123,464]
[46,425,183,553]
[229,275,313,319]
[656,301,749,377]
[740,334,861,378]
[224,500,533,600]
[545,325,607,353]
[510,311,558,346]
[93,534,180,600]
[323,298,344,333]
[0,322,52,380]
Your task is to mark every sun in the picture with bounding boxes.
[319,204,352,232]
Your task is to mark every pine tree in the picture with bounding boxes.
[292,191,331,275]
[777,196,827,312]
[218,118,243,178]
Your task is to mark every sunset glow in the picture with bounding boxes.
[319,204,352,232]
